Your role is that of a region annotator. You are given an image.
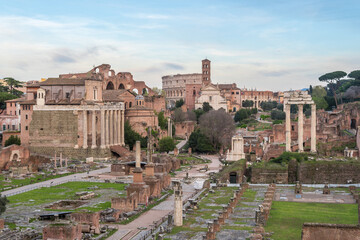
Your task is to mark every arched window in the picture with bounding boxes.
[129,102,132,108]
[119,83,125,89]
[106,81,114,90]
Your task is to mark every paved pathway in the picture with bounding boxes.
[107,183,196,240]
[1,166,111,197]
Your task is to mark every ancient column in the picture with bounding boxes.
[65,158,68,168]
[298,104,304,152]
[59,152,63,167]
[285,104,291,152]
[91,110,97,149]
[114,109,118,145]
[117,110,121,145]
[168,117,172,137]
[121,110,125,145]
[173,181,183,226]
[100,109,105,149]
[311,104,317,152]
[105,110,109,147]
[136,140,141,168]
[83,110,88,149]
[109,110,114,146]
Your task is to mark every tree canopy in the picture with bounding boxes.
[124,121,147,149]
[242,100,254,108]
[199,109,235,150]
[0,194,9,216]
[319,71,347,107]
[348,70,360,80]
[202,102,213,112]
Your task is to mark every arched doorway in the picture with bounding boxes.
[351,119,356,129]
[229,172,237,183]
[119,83,125,89]
[106,81,114,90]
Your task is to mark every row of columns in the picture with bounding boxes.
[285,104,316,153]
[81,109,125,149]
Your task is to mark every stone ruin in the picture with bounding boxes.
[284,91,316,153]
[226,135,245,161]
[323,182,330,195]
[295,181,302,194]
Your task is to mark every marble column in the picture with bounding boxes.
[311,104,317,153]
[91,110,97,149]
[83,110,88,149]
[298,104,304,152]
[100,110,105,149]
[114,110,118,145]
[117,110,121,145]
[109,110,113,146]
[105,110,109,147]
[60,152,63,167]
[121,110,125,145]
[285,104,291,152]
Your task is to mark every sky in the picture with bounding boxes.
[0,0,359,91]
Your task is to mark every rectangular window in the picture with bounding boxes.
[26,126,28,130]
[26,114,28,120]
[236,92,239,95]
[232,92,234,95]
[2,125,5,131]
[209,96,212,102]
[12,125,15,130]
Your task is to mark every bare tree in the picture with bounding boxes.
[199,109,235,150]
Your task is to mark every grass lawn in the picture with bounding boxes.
[0,172,74,191]
[265,201,358,240]
[7,182,126,206]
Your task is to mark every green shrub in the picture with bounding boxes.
[4,135,21,147]
[159,137,175,153]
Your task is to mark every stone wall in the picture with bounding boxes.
[174,121,195,139]
[251,167,288,184]
[29,110,78,148]
[301,223,360,240]
[70,212,100,234]
[298,161,360,184]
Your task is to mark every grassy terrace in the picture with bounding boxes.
[265,201,358,240]
[7,182,126,210]
[0,172,74,191]
[166,187,238,239]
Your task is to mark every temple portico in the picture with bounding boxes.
[284,91,316,153]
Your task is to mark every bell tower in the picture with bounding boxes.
[202,59,211,85]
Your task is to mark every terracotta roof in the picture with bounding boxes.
[103,89,133,102]
[40,78,86,86]
[217,84,239,90]
[20,99,36,105]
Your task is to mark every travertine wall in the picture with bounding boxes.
[43,224,82,240]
